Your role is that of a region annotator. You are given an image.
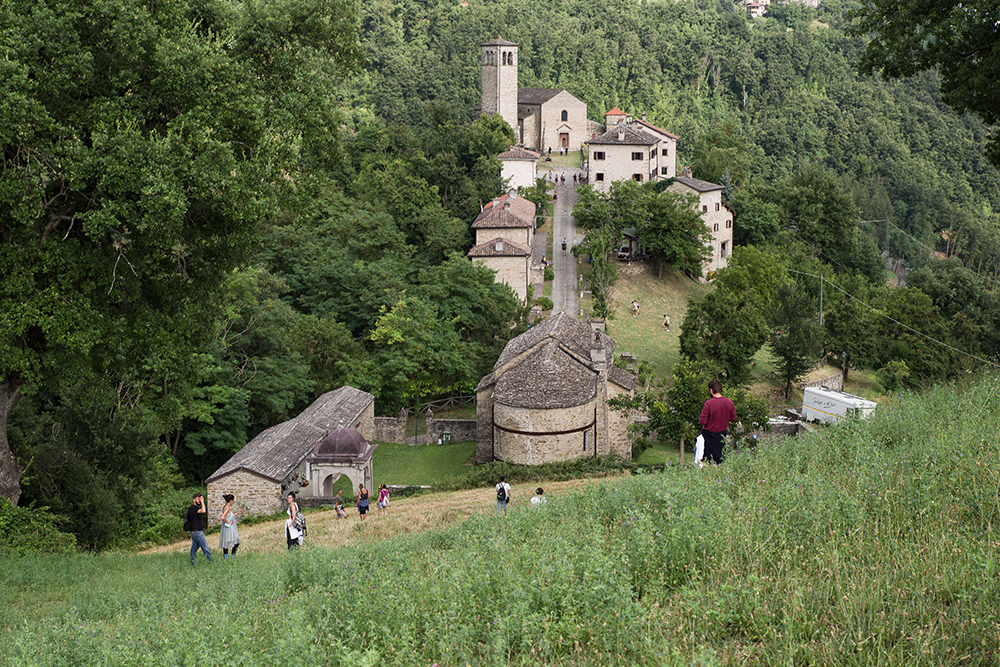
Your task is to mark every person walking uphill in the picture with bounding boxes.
[698,379,738,465]
[185,492,213,566]
[496,476,511,515]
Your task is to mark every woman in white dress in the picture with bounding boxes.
[219,494,241,558]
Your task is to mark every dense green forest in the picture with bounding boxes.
[2,0,998,551]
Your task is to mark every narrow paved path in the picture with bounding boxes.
[550,169,584,315]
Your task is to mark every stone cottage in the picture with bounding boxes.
[475,312,636,465]
[468,189,543,301]
[478,37,591,153]
[204,385,375,523]
[587,111,678,192]
[667,175,734,276]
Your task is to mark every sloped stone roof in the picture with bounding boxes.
[608,364,637,391]
[307,428,377,464]
[468,237,532,257]
[588,123,659,146]
[634,118,679,140]
[483,37,517,46]
[494,312,615,370]
[471,191,535,229]
[518,88,565,105]
[494,341,597,408]
[671,175,723,192]
[206,386,374,483]
[498,146,540,160]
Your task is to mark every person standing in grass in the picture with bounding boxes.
[377,484,390,516]
[531,487,546,507]
[186,492,213,566]
[285,492,303,548]
[496,476,511,515]
[698,379,738,465]
[356,483,370,521]
[219,494,241,559]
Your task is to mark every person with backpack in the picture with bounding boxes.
[356,483,371,521]
[376,484,390,516]
[495,476,511,515]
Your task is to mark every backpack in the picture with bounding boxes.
[292,509,306,533]
[496,484,507,502]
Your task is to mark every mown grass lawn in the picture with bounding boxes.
[368,440,476,487]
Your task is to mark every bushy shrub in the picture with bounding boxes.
[0,499,76,555]
[543,265,554,281]
[536,296,553,310]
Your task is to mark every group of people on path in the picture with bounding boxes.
[186,481,393,563]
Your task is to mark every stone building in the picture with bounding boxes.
[499,145,540,191]
[306,429,377,497]
[587,111,678,193]
[475,312,636,465]
[204,385,374,523]
[468,189,542,301]
[478,37,590,153]
[667,175,734,277]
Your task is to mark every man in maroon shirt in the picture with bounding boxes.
[698,379,738,464]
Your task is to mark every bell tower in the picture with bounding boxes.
[480,37,518,138]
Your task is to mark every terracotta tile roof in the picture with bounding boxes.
[205,386,374,484]
[671,175,724,192]
[518,88,565,105]
[494,341,597,408]
[498,146,540,160]
[605,107,627,116]
[588,124,659,146]
[467,237,532,257]
[471,191,535,229]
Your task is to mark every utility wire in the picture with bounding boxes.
[785,268,1000,370]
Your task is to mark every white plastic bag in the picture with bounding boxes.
[694,434,705,467]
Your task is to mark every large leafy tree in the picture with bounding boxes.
[767,279,823,399]
[850,0,1000,167]
[0,0,362,504]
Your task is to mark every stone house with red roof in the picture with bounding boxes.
[587,109,678,192]
[667,176,734,276]
[498,145,540,191]
[475,313,636,464]
[467,190,543,301]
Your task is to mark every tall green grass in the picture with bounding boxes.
[1,375,998,665]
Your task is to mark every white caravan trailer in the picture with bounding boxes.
[802,386,877,424]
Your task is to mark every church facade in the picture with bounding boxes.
[479,37,590,153]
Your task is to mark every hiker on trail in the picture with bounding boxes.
[356,483,370,520]
[185,492,213,566]
[377,484,390,516]
[334,489,347,519]
[562,238,567,254]
[698,379,738,465]
[496,476,511,515]
[219,493,242,559]
[631,300,640,317]
[285,492,304,548]
[663,314,670,331]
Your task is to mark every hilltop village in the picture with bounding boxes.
[470,37,734,302]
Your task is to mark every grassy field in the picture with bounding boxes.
[604,265,710,379]
[3,375,998,666]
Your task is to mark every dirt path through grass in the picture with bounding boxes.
[143,477,620,557]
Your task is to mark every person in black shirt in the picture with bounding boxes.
[186,492,213,565]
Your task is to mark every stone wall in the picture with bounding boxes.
[494,399,598,464]
[426,418,477,444]
[805,372,843,391]
[606,382,633,458]
[206,470,282,526]
[476,385,495,464]
[374,408,407,444]
[473,254,531,301]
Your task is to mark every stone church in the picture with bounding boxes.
[478,37,591,153]
[475,313,636,464]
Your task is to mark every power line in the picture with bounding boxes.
[784,268,1000,370]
